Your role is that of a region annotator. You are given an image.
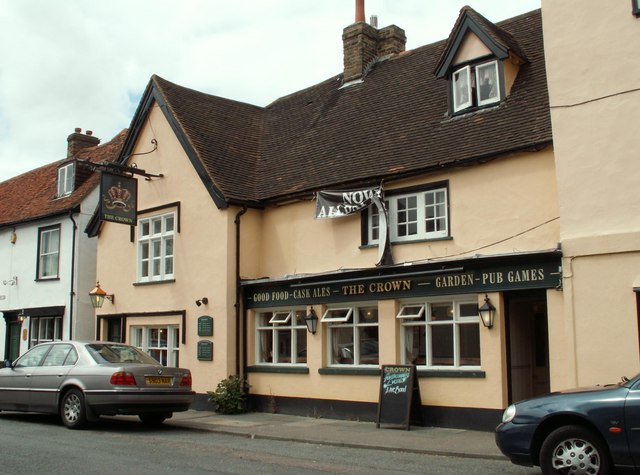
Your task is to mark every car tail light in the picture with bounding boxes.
[110,371,137,385]
[179,372,192,387]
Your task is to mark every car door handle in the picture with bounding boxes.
[631,427,640,432]
[25,374,32,378]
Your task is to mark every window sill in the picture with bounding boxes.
[361,236,453,249]
[133,279,176,287]
[36,277,60,282]
[246,365,309,374]
[417,369,485,378]
[318,366,381,376]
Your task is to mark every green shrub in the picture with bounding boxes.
[207,375,251,414]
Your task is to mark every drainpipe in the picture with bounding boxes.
[234,206,248,377]
[68,211,78,340]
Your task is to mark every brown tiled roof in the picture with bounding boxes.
[0,130,127,227]
[149,8,549,205]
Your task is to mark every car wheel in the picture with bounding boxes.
[540,425,612,475]
[60,388,87,429]
[139,413,168,426]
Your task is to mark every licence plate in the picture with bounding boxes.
[146,376,173,385]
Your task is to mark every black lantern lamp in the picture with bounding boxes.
[304,307,319,334]
[478,295,496,329]
[89,281,114,309]
[633,0,640,17]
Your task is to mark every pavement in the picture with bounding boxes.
[166,410,504,461]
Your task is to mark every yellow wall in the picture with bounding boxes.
[246,150,559,411]
[96,103,241,393]
[543,0,640,384]
[257,149,559,278]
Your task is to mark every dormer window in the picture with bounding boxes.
[57,162,75,197]
[452,60,500,113]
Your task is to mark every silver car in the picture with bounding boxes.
[0,341,194,429]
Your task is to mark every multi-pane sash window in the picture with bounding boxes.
[452,60,500,113]
[369,187,448,244]
[256,310,307,364]
[322,305,379,366]
[398,297,480,368]
[57,162,75,197]
[29,316,63,348]
[138,213,175,282]
[131,325,180,367]
[38,226,60,279]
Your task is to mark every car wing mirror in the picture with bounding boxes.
[1,360,12,369]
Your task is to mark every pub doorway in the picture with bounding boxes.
[505,290,550,404]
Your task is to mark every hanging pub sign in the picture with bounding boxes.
[100,172,137,225]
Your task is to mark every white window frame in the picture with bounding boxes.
[57,162,75,197]
[452,60,501,113]
[325,305,379,367]
[475,61,500,106]
[29,316,63,348]
[369,188,448,244]
[452,65,473,112]
[137,212,175,283]
[256,309,307,365]
[399,296,480,369]
[130,325,180,367]
[37,226,60,280]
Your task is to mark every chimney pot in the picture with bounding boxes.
[75,127,81,133]
[355,0,365,22]
[86,130,93,136]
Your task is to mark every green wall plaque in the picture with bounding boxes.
[197,316,213,337]
[197,340,213,361]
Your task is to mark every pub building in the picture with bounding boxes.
[87,0,640,432]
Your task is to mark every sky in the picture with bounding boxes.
[0,0,541,182]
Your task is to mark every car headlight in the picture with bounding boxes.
[502,404,517,423]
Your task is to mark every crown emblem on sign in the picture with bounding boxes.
[108,183,131,204]
[103,181,135,212]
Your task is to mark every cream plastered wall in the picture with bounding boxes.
[96,103,241,393]
[248,293,508,410]
[453,32,491,65]
[543,0,640,242]
[257,149,559,278]
[542,0,640,384]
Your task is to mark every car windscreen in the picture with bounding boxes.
[86,344,160,365]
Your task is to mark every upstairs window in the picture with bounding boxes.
[137,213,175,283]
[452,60,500,113]
[57,162,75,197]
[37,225,60,280]
[367,185,449,244]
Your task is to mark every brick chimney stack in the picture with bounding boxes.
[67,127,100,158]
[342,0,406,84]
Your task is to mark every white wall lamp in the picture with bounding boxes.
[478,295,496,329]
[89,282,115,308]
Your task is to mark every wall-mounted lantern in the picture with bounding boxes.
[89,281,114,309]
[478,295,496,329]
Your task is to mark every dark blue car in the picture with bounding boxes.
[495,373,640,474]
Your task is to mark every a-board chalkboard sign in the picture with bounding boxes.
[376,365,422,430]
